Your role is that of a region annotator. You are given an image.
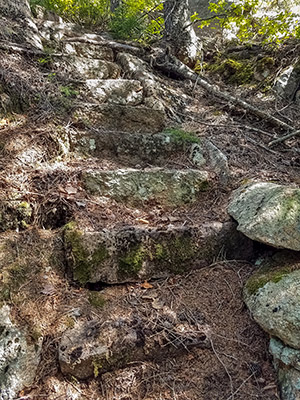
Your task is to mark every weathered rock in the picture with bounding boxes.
[270,338,300,400]
[53,57,121,80]
[116,52,165,111]
[64,222,253,285]
[59,310,210,379]
[274,62,300,101]
[0,200,32,232]
[38,20,80,43]
[82,168,208,205]
[228,182,300,250]
[0,0,43,50]
[85,79,143,105]
[189,140,229,184]
[74,103,166,133]
[0,305,41,400]
[244,268,300,349]
[63,40,114,61]
[73,130,229,178]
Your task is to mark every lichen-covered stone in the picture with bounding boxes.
[82,168,208,206]
[85,79,143,105]
[228,182,300,250]
[270,338,300,400]
[74,103,166,133]
[62,40,114,61]
[0,305,41,400]
[244,268,300,349]
[64,222,253,285]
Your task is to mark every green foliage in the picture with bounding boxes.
[196,0,300,44]
[30,0,110,27]
[60,85,78,98]
[109,0,163,41]
[163,128,200,144]
[30,0,164,41]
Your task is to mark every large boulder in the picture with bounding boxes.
[274,62,300,101]
[0,305,41,400]
[64,222,253,285]
[228,182,300,250]
[244,266,300,349]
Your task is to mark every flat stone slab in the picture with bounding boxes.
[74,103,166,133]
[74,131,229,182]
[82,168,208,206]
[59,309,210,380]
[244,267,300,349]
[53,57,121,80]
[85,79,143,105]
[228,182,300,250]
[64,222,253,285]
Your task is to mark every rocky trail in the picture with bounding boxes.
[1,2,300,400]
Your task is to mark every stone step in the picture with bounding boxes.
[64,222,253,285]
[74,130,229,182]
[73,103,166,133]
[52,57,121,80]
[82,168,209,206]
[85,79,143,105]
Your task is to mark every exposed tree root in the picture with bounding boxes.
[150,50,297,137]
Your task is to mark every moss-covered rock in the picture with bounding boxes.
[0,201,32,232]
[64,222,253,285]
[244,264,300,349]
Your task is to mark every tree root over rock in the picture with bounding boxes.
[149,49,298,145]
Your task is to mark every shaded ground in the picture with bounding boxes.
[30,262,279,400]
[2,25,300,400]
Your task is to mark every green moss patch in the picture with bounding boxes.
[245,262,300,295]
[64,222,109,285]
[118,244,147,277]
[163,128,200,145]
[211,58,254,85]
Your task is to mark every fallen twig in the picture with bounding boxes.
[268,129,300,146]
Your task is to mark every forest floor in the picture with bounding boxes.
[1,29,300,400]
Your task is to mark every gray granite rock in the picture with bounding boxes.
[228,182,300,250]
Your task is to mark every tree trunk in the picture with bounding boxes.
[163,0,201,66]
[110,0,122,13]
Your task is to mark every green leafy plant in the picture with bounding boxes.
[30,0,164,41]
[194,0,300,44]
